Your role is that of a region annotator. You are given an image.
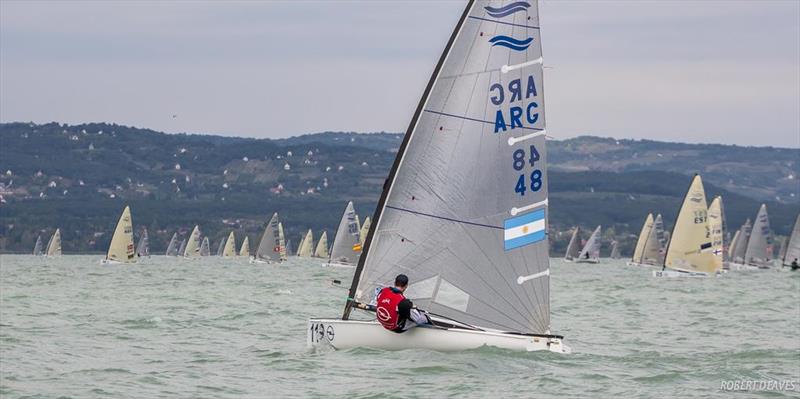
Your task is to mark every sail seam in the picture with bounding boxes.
[423,109,544,131]
[468,16,539,29]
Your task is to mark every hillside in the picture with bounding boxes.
[0,122,797,256]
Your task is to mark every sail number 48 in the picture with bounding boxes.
[512,145,542,196]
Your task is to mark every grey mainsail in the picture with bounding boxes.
[177,239,187,257]
[744,204,771,267]
[216,237,226,256]
[33,235,43,256]
[578,226,601,261]
[200,237,211,256]
[642,215,664,265]
[610,240,620,259]
[564,227,581,260]
[136,227,150,257]
[345,0,551,334]
[255,213,284,262]
[166,233,179,256]
[328,201,362,265]
[783,215,800,266]
[728,229,740,260]
[731,219,751,263]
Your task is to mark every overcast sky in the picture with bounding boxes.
[1,0,798,147]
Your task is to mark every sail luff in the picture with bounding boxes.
[106,206,135,263]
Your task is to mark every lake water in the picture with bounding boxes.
[1,255,798,398]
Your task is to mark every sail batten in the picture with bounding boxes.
[344,0,551,334]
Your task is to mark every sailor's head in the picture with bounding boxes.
[395,274,409,292]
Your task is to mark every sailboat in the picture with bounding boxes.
[33,235,44,256]
[177,238,187,257]
[640,214,667,266]
[222,231,237,257]
[627,214,653,267]
[782,215,800,269]
[609,240,620,259]
[728,229,740,260]
[183,225,202,258]
[309,0,569,353]
[215,237,226,256]
[575,226,601,264]
[45,228,62,257]
[239,236,250,258]
[252,213,285,263]
[102,206,135,264]
[707,196,725,270]
[314,231,329,258]
[360,217,371,245]
[741,204,772,269]
[729,218,751,266]
[563,226,581,262]
[297,229,314,257]
[278,222,288,261]
[323,201,361,268]
[200,236,211,256]
[136,227,150,258]
[653,175,720,277]
[166,232,179,256]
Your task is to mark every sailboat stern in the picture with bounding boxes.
[307,318,569,353]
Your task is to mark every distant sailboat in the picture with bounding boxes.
[642,214,667,265]
[323,201,361,268]
[563,226,581,262]
[314,231,329,258]
[103,206,135,264]
[707,196,725,270]
[200,236,211,256]
[136,227,150,258]
[359,217,371,245]
[178,238,187,257]
[239,236,250,257]
[223,231,237,257]
[277,222,288,261]
[216,237,226,256]
[609,240,620,259]
[782,215,800,269]
[628,214,654,267]
[728,229,741,260]
[33,235,44,256]
[309,0,569,353]
[183,225,202,258]
[297,229,314,257]
[730,219,752,265]
[742,204,772,269]
[166,233,179,256]
[45,228,62,257]
[575,226,601,264]
[654,175,719,277]
[253,213,285,263]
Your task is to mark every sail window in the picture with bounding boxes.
[434,279,469,313]
[404,275,438,300]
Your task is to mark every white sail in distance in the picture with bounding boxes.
[216,237,226,256]
[46,228,62,257]
[744,204,771,267]
[136,227,150,258]
[200,237,211,256]
[106,206,135,263]
[33,235,43,256]
[255,213,284,262]
[345,0,552,334]
[297,229,314,257]
[783,215,800,266]
[564,227,581,260]
[183,225,201,258]
[578,226,601,261]
[328,201,362,265]
[631,214,654,264]
[239,236,250,257]
[166,233,179,256]
[222,231,237,257]
[359,217,371,245]
[314,231,329,258]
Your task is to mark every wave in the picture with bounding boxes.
[484,2,530,18]
[489,35,534,51]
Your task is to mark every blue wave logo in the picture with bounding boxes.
[489,35,533,51]
[484,2,530,18]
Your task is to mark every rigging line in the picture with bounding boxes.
[468,16,540,30]
[424,110,544,132]
[385,206,502,230]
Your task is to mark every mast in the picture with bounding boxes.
[343,0,476,319]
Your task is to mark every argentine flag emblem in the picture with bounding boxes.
[504,209,546,250]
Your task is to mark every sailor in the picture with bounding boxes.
[375,274,431,333]
[791,258,799,271]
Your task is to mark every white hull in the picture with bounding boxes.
[574,258,599,264]
[626,261,657,268]
[307,318,570,353]
[652,269,719,278]
[321,261,356,269]
[100,258,131,265]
